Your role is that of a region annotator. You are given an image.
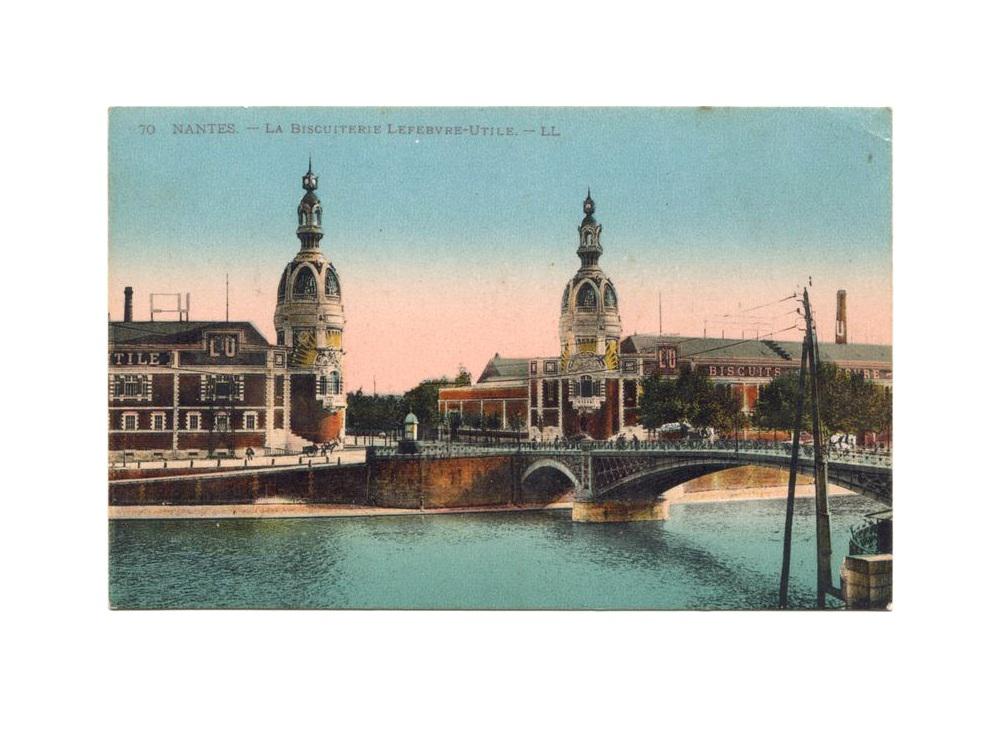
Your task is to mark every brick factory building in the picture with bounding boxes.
[109,162,347,458]
[438,193,892,441]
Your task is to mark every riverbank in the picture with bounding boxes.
[668,483,855,505]
[109,501,574,520]
[107,483,856,520]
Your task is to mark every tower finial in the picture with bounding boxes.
[302,159,318,192]
[298,163,322,250]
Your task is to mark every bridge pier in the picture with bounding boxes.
[571,497,669,523]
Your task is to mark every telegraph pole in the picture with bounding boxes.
[802,288,837,607]
[778,331,809,608]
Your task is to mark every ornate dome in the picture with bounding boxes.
[276,259,343,303]
[558,191,622,362]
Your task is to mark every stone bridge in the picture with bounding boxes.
[369,442,891,522]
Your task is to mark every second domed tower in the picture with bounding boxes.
[273,162,346,444]
[558,191,623,369]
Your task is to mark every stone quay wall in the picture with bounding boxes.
[366,452,522,509]
[109,463,368,506]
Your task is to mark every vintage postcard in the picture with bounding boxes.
[108,107,891,609]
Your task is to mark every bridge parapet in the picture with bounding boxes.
[368,441,892,513]
[369,440,891,469]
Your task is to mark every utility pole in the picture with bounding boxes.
[778,331,809,608]
[802,288,837,607]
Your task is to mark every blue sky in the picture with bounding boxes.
[109,107,891,391]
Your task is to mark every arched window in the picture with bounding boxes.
[292,267,317,299]
[324,268,340,298]
[603,284,617,308]
[277,267,288,301]
[576,282,597,308]
[314,206,322,226]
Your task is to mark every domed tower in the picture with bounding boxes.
[557,191,623,435]
[273,161,346,444]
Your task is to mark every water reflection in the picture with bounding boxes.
[109,495,882,609]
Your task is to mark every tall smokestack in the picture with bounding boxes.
[835,289,847,344]
[124,287,134,323]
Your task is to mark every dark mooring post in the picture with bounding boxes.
[778,334,809,607]
[803,289,836,608]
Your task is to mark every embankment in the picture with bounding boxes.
[109,462,367,506]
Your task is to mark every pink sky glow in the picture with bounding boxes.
[109,249,891,393]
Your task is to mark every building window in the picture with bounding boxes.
[317,372,342,396]
[292,267,318,299]
[151,412,166,431]
[576,282,598,308]
[580,376,594,398]
[187,412,201,431]
[603,284,617,308]
[277,266,289,302]
[324,268,340,298]
[200,374,244,402]
[215,412,231,432]
[277,330,285,346]
[543,380,559,407]
[111,374,151,402]
[122,412,138,431]
[244,412,258,430]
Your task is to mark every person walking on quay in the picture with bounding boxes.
[245,446,255,462]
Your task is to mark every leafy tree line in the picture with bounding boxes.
[346,366,472,437]
[638,363,891,440]
[638,369,748,432]
[754,362,891,439]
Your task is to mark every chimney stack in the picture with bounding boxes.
[124,287,134,323]
[835,289,847,344]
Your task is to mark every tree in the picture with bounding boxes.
[754,363,892,440]
[346,390,406,434]
[640,368,745,433]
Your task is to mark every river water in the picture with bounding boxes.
[109,495,883,609]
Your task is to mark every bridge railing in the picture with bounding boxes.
[367,443,583,459]
[368,439,891,467]
[587,439,891,467]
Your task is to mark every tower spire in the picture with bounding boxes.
[297,161,323,251]
[577,189,602,267]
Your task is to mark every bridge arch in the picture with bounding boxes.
[521,458,580,488]
[595,457,888,506]
[521,458,580,503]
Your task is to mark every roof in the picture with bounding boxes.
[108,321,272,348]
[621,334,891,365]
[477,355,532,383]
